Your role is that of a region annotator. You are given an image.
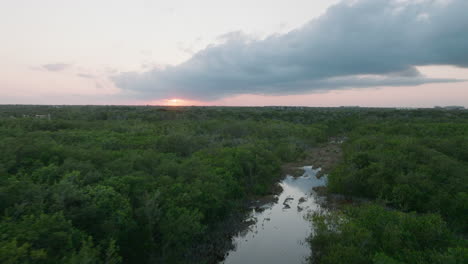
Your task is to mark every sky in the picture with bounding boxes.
[1,0,467,107]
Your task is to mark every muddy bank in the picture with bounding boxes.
[300,138,371,210]
[312,185,371,211]
[280,137,371,211]
[252,137,345,212]
[282,137,344,178]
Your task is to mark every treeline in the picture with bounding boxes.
[310,120,468,263]
[1,105,467,263]
[0,106,327,263]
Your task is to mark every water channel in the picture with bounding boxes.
[221,166,327,264]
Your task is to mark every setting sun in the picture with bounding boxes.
[146,98,203,106]
[166,98,182,106]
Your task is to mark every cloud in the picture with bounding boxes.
[41,63,71,72]
[112,0,468,101]
[77,73,96,79]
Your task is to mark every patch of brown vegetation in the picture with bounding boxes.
[282,137,343,178]
[282,166,305,177]
[316,192,371,210]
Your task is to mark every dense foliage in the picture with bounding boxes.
[1,105,467,263]
[0,105,329,263]
[311,115,468,263]
[329,122,468,232]
[310,205,467,264]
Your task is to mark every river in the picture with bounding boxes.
[221,166,326,264]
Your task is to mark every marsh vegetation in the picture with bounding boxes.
[0,105,466,263]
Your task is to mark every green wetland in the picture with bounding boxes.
[0,105,466,264]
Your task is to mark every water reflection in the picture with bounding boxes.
[221,166,326,264]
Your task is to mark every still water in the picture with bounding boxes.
[221,166,326,264]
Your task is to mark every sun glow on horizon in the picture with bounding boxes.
[158,98,182,106]
[146,98,203,106]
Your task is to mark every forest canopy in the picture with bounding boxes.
[0,105,467,264]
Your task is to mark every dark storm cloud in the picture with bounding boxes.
[112,0,468,100]
[41,63,71,72]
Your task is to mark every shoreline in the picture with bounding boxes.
[192,139,345,263]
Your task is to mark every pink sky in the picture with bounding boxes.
[142,65,468,107]
[1,0,467,107]
[1,65,467,107]
[144,82,468,108]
